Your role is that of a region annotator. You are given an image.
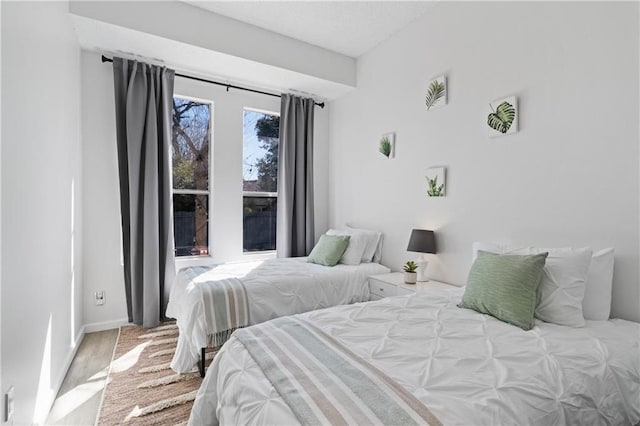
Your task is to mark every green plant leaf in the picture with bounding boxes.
[379,136,391,158]
[425,79,446,110]
[403,260,418,272]
[426,175,444,196]
[487,101,515,134]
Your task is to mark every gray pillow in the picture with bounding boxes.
[459,250,548,330]
[307,234,350,266]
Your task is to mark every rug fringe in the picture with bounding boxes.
[138,362,172,374]
[137,372,199,389]
[148,323,178,332]
[125,390,198,420]
[147,337,178,347]
[149,348,176,358]
[138,329,179,339]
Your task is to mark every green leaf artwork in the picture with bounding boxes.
[487,100,516,134]
[379,136,392,158]
[426,175,445,196]
[425,77,446,111]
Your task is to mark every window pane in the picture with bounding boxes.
[172,98,210,191]
[243,110,279,193]
[174,194,209,257]
[243,196,276,252]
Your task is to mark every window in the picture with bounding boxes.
[172,96,211,257]
[243,109,279,252]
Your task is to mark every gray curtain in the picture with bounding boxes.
[112,57,176,328]
[276,94,315,257]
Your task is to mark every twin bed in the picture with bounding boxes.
[190,285,639,425]
[168,236,640,425]
[166,227,389,374]
[167,258,390,373]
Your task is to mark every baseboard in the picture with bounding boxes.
[84,318,129,333]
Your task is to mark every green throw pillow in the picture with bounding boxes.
[307,234,351,267]
[459,250,548,330]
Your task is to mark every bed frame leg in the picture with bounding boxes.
[199,347,206,378]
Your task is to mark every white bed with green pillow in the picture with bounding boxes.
[167,230,389,373]
[190,283,639,426]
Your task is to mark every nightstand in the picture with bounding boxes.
[368,272,455,300]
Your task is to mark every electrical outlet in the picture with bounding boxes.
[95,291,105,306]
[4,386,14,423]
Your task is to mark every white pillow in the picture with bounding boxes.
[345,225,383,263]
[472,242,592,327]
[582,248,615,321]
[325,229,368,265]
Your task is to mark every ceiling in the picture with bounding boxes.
[184,1,438,58]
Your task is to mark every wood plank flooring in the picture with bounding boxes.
[45,329,119,426]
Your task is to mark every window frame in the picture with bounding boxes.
[172,94,214,260]
[242,107,280,255]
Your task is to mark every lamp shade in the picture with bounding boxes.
[407,229,436,254]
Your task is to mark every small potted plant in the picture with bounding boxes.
[403,261,418,284]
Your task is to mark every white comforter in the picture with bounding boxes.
[166,257,390,373]
[190,286,640,426]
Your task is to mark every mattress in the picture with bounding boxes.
[166,257,390,373]
[189,286,640,425]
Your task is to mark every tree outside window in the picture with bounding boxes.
[243,110,279,252]
[172,97,211,257]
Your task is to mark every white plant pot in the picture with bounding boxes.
[404,272,417,284]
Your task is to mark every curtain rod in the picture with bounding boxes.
[101,55,325,109]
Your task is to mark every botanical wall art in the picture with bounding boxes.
[425,75,447,111]
[426,167,446,197]
[487,96,518,137]
[379,132,395,158]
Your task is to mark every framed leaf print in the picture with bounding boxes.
[379,132,395,159]
[487,96,518,137]
[425,75,447,111]
[425,167,446,197]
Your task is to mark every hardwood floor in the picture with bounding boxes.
[45,329,119,426]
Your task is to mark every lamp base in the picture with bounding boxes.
[416,260,429,282]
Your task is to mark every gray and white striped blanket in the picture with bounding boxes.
[234,316,442,426]
[198,276,250,348]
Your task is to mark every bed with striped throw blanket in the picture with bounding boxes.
[231,316,441,425]
[189,285,640,425]
[166,258,390,373]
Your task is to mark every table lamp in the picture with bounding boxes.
[406,229,437,282]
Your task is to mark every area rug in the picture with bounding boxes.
[97,323,216,425]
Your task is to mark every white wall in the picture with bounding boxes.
[0,1,3,416]
[80,52,127,329]
[81,50,330,327]
[1,1,83,423]
[329,2,640,322]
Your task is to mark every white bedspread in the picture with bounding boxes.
[166,257,390,373]
[190,286,640,426]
